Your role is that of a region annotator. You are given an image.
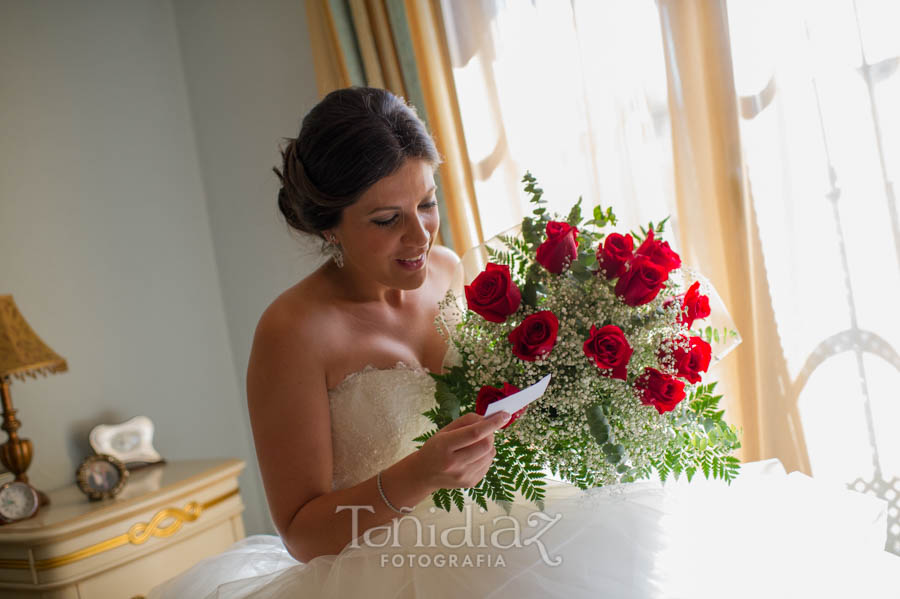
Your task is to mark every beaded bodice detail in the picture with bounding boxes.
[327,364,437,491]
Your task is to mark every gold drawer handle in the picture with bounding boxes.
[127,502,203,544]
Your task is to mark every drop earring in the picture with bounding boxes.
[327,234,344,268]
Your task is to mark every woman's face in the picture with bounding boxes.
[329,159,439,292]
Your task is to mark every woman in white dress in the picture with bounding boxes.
[149,87,899,599]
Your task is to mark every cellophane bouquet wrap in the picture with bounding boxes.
[418,173,742,512]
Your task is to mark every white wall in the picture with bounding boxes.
[170,0,323,534]
[0,0,321,535]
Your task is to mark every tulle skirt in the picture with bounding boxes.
[148,460,900,598]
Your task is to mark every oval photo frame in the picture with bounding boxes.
[89,416,163,466]
[76,454,129,501]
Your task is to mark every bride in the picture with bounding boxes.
[149,87,899,598]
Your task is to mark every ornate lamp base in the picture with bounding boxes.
[1,378,49,505]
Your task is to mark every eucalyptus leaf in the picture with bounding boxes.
[603,443,625,464]
[435,380,460,421]
[586,404,610,444]
[567,196,583,226]
[523,280,538,307]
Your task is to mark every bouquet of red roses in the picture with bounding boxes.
[419,173,741,512]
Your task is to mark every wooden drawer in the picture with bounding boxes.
[0,459,246,598]
[77,515,241,599]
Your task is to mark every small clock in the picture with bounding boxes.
[76,454,129,501]
[0,480,40,524]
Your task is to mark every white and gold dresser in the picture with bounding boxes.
[0,458,246,598]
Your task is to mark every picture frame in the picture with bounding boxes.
[89,415,163,467]
[76,454,129,501]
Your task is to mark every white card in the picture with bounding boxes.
[483,374,552,418]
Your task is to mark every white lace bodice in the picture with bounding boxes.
[327,364,437,491]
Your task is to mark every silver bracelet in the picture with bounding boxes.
[376,471,412,514]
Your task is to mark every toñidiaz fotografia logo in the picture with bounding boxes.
[336,504,563,567]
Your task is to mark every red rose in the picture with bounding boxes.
[465,263,522,323]
[508,311,559,362]
[634,368,686,414]
[582,324,633,380]
[670,336,712,384]
[614,256,668,306]
[536,221,579,274]
[475,382,524,429]
[596,233,634,279]
[680,281,711,328]
[635,229,681,273]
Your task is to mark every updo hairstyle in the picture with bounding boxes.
[274,87,441,238]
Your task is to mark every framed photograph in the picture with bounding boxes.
[76,454,129,501]
[89,416,163,467]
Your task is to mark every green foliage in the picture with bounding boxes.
[631,217,671,244]
[413,427,437,444]
[695,326,740,345]
[522,279,539,308]
[566,196,583,227]
[427,430,548,512]
[434,379,460,423]
[568,251,598,283]
[521,217,541,250]
[423,364,548,512]
[422,171,741,510]
[652,382,742,485]
[493,234,535,284]
[427,368,474,429]
[585,204,618,228]
[431,487,466,512]
[602,443,625,465]
[585,404,610,444]
[520,172,551,254]
[485,245,524,285]
[522,171,546,207]
[568,463,596,491]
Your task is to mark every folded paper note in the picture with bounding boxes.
[484,374,552,418]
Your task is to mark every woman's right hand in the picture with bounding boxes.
[414,411,510,490]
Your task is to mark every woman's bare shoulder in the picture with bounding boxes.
[258,272,337,331]
[427,244,462,297]
[430,244,461,271]
[246,275,338,535]
[250,275,340,383]
[428,244,461,288]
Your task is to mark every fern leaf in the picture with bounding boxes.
[451,488,465,512]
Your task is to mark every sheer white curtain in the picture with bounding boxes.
[727,0,900,554]
[439,0,676,242]
[440,0,752,443]
[441,0,900,556]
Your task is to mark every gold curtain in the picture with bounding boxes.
[307,0,806,470]
[306,1,352,93]
[657,0,794,467]
[304,0,484,254]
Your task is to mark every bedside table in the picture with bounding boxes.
[0,458,246,598]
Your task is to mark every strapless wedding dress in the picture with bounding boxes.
[149,364,899,598]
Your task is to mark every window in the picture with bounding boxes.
[441,0,677,242]
[728,0,900,552]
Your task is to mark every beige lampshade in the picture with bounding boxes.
[0,295,67,381]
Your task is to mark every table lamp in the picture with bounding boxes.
[0,295,67,505]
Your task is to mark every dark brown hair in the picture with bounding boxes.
[274,87,441,237]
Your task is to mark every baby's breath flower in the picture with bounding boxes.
[426,195,739,506]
